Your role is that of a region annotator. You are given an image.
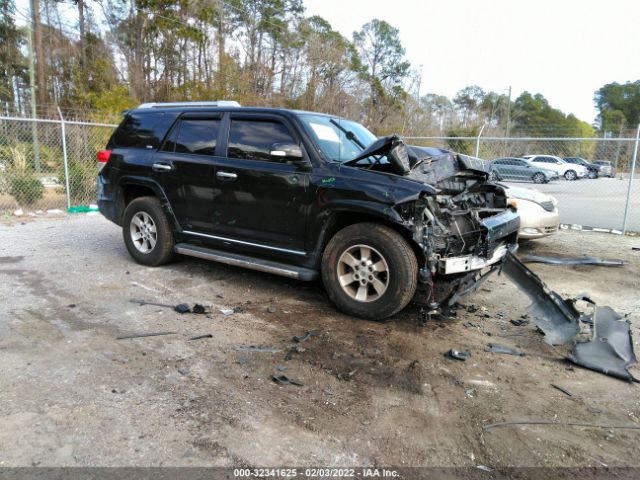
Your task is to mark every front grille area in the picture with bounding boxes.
[540,201,555,212]
[544,225,558,234]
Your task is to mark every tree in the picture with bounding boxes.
[594,81,640,133]
[0,0,26,103]
[353,19,410,127]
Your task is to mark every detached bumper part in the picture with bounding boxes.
[439,244,508,275]
[501,251,637,380]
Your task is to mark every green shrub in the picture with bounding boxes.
[9,173,44,206]
[58,160,96,204]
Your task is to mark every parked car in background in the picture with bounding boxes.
[521,155,587,180]
[506,185,559,239]
[490,157,558,183]
[563,157,599,179]
[593,160,616,177]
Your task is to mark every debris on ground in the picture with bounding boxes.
[174,303,191,314]
[271,374,304,386]
[486,343,526,357]
[444,348,471,361]
[116,332,177,340]
[510,317,530,327]
[284,345,306,361]
[501,251,637,380]
[551,384,574,397]
[235,346,282,353]
[521,254,625,267]
[191,304,208,314]
[189,334,213,341]
[337,369,357,381]
[292,329,320,343]
[220,306,242,316]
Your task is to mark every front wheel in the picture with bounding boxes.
[122,196,175,266]
[564,170,577,181]
[587,170,598,179]
[321,223,418,320]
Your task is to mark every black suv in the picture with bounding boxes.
[97,102,519,320]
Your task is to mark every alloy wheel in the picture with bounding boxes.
[130,211,157,253]
[337,244,389,302]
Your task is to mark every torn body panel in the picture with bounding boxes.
[501,251,637,380]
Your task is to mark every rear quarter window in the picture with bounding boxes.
[110,111,179,149]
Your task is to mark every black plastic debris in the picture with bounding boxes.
[510,318,530,327]
[117,331,177,340]
[486,343,525,356]
[293,329,320,343]
[551,384,573,397]
[568,306,637,381]
[192,304,208,314]
[272,375,303,386]
[174,303,191,314]
[522,254,625,267]
[444,348,470,361]
[501,251,637,380]
[284,345,306,360]
[189,334,213,341]
[501,251,581,345]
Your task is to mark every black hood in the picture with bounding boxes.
[405,146,490,185]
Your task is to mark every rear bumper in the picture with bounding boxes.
[97,175,121,225]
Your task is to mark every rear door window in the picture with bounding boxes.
[227,119,296,162]
[112,112,179,149]
[174,119,220,155]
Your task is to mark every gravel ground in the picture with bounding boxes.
[1,214,639,470]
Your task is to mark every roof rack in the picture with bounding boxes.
[137,101,241,109]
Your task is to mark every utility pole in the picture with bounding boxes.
[26,11,41,172]
[505,85,512,138]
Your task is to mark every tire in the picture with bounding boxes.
[122,196,175,266]
[587,170,598,179]
[564,169,577,181]
[532,172,546,184]
[321,223,418,320]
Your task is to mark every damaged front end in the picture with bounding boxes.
[396,150,520,308]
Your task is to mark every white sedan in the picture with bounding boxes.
[522,155,587,181]
[507,185,560,239]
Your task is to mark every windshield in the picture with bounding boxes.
[298,114,378,162]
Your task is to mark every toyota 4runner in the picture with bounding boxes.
[97,102,519,320]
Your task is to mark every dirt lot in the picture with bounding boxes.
[1,215,639,470]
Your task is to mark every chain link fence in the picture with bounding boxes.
[0,115,117,215]
[1,114,639,233]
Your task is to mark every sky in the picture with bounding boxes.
[304,0,640,124]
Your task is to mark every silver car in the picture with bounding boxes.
[507,186,560,239]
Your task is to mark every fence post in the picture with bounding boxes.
[475,123,486,158]
[57,107,71,211]
[621,123,640,234]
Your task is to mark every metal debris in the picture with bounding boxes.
[444,348,471,361]
[116,331,177,340]
[521,254,625,267]
[272,374,304,386]
[293,329,320,343]
[486,343,525,356]
[235,346,281,353]
[551,384,573,397]
[189,334,213,341]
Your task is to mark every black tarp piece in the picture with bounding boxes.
[501,251,637,380]
[569,306,637,381]
[521,254,625,267]
[501,251,581,345]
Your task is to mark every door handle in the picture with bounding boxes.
[152,162,173,172]
[216,171,238,180]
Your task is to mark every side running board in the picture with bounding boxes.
[174,243,318,281]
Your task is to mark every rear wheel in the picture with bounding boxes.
[532,172,546,183]
[123,196,175,266]
[321,223,418,320]
[564,169,577,181]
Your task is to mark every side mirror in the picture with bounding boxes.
[270,143,303,161]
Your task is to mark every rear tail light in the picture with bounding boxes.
[96,149,111,171]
